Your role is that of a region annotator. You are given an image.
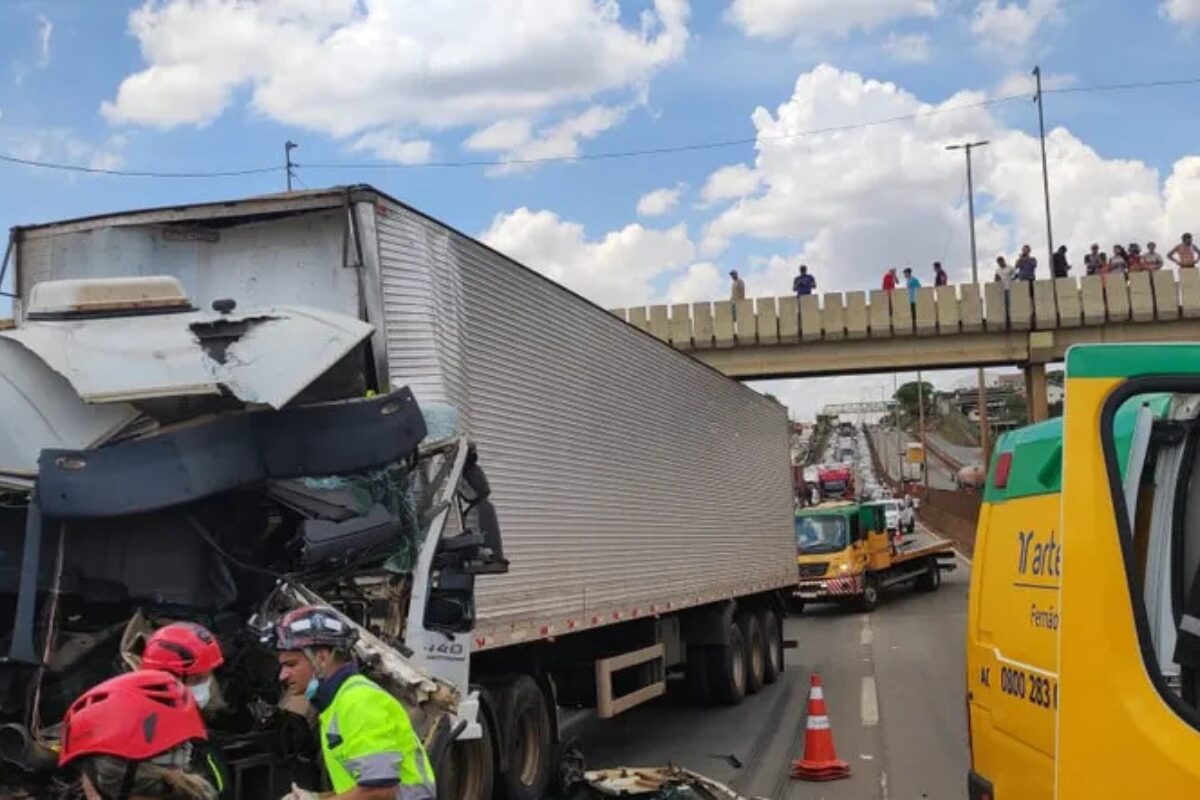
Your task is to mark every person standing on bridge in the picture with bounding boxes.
[729,270,746,323]
[1085,243,1102,276]
[1169,233,1200,269]
[933,262,948,287]
[1052,245,1071,278]
[729,270,746,302]
[1015,245,1037,281]
[995,256,1014,322]
[793,264,816,297]
[1143,241,1164,271]
[903,268,920,330]
[882,267,898,294]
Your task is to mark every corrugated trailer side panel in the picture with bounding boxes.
[372,200,796,649]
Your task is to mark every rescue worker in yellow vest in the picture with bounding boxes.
[271,605,436,800]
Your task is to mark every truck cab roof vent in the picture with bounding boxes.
[26,276,194,319]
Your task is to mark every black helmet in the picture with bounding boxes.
[269,605,357,652]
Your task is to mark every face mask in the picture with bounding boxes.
[304,677,320,701]
[189,678,213,710]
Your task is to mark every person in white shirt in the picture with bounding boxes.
[1143,241,1165,271]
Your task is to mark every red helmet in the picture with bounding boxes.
[58,671,207,767]
[141,622,224,678]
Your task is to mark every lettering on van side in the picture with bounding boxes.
[1015,530,1061,584]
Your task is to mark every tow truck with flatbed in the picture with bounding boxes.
[794,501,956,611]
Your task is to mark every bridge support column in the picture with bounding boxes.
[1024,363,1049,423]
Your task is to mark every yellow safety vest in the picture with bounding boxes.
[319,674,435,799]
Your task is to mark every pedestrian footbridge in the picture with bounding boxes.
[609,271,1200,421]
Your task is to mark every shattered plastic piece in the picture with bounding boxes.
[571,766,766,800]
[421,402,461,443]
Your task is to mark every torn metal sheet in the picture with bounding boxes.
[576,767,763,800]
[0,306,372,409]
[0,337,138,489]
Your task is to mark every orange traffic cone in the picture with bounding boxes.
[791,673,850,782]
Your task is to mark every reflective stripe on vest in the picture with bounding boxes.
[318,674,436,798]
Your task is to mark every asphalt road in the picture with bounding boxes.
[870,426,959,491]
[573,531,971,799]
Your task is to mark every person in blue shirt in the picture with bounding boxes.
[903,267,920,304]
[793,264,816,296]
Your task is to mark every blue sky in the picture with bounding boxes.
[3,0,1200,416]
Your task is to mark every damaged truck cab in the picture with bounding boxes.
[0,278,506,796]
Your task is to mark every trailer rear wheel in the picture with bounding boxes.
[739,612,766,695]
[916,560,941,592]
[437,709,495,800]
[500,678,553,800]
[760,610,783,685]
[706,622,748,705]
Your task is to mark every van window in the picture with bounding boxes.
[1105,390,1200,710]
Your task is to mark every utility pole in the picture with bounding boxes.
[894,371,902,487]
[1033,66,1054,273]
[285,140,299,192]
[946,140,992,467]
[917,369,929,493]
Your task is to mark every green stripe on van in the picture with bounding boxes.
[1066,344,1200,379]
[983,393,1172,503]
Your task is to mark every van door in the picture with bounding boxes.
[1057,344,1200,797]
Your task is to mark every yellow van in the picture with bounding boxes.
[967,343,1200,798]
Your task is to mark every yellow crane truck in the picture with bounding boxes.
[794,501,955,612]
[967,343,1200,798]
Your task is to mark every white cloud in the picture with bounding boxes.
[637,185,684,216]
[465,119,534,153]
[727,0,937,38]
[994,70,1076,98]
[700,163,762,205]
[36,15,53,68]
[481,208,696,307]
[101,0,689,151]
[971,0,1062,51]
[478,104,631,174]
[1,125,126,173]
[1162,0,1200,22]
[349,131,433,165]
[663,262,725,303]
[883,32,932,63]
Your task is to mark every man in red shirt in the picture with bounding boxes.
[882,267,898,293]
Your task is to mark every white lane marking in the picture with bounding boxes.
[880,770,890,800]
[861,615,874,646]
[861,676,879,727]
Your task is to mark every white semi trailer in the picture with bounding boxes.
[0,186,796,800]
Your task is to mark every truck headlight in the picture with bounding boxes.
[839,563,850,573]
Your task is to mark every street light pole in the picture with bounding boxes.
[285,140,299,191]
[917,368,929,493]
[946,140,992,467]
[1033,66,1055,274]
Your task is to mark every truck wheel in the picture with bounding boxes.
[739,612,766,695]
[760,610,783,685]
[500,678,553,800]
[916,561,941,592]
[860,576,880,613]
[706,622,748,705]
[437,709,495,800]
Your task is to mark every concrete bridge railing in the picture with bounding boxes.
[610,271,1200,351]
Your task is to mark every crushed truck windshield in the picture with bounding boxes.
[796,515,848,554]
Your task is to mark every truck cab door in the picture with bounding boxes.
[1057,344,1200,797]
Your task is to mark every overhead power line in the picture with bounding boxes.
[0,152,282,178]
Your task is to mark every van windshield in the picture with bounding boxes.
[796,515,848,554]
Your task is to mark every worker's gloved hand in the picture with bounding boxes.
[280,783,320,800]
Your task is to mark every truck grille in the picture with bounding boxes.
[798,562,829,578]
